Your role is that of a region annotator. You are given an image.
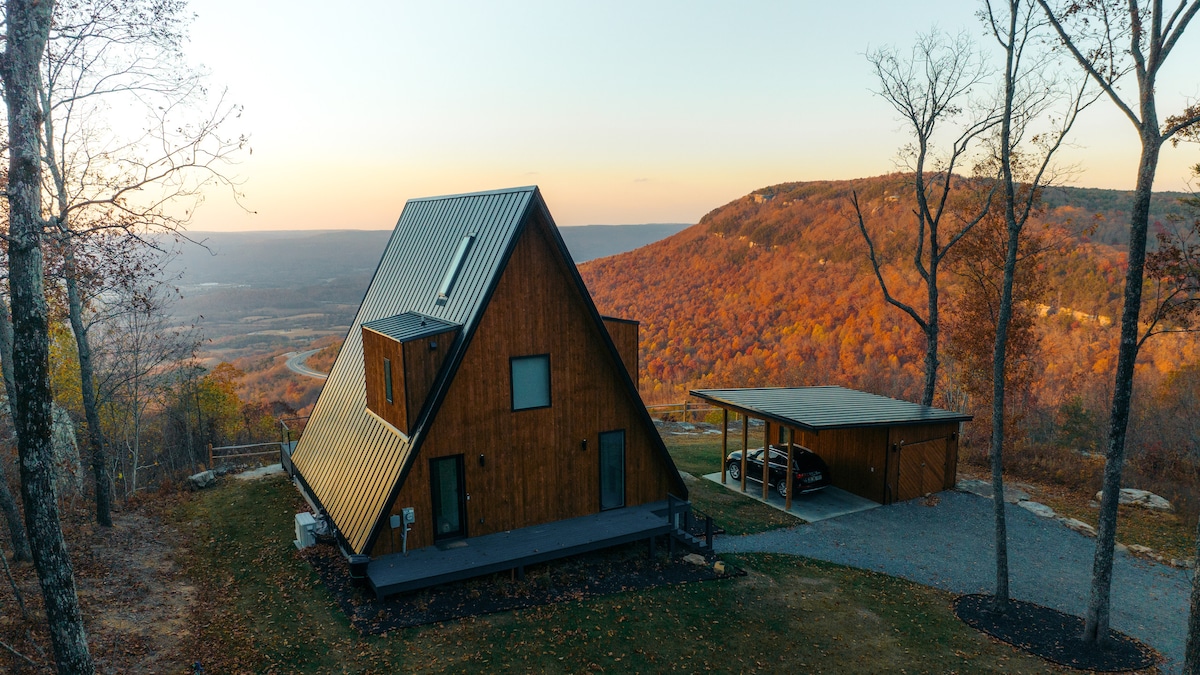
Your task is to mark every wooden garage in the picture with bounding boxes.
[690,386,970,505]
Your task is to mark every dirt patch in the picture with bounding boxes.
[0,502,196,674]
[302,540,743,635]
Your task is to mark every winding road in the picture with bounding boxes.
[284,348,328,380]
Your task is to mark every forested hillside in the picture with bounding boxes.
[581,175,1200,513]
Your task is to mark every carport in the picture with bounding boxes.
[689,386,971,506]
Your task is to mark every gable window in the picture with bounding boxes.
[511,354,550,410]
[384,358,394,403]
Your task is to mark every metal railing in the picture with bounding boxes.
[666,494,717,552]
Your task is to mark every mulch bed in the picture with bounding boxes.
[954,594,1157,672]
[302,540,743,635]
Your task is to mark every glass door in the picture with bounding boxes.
[599,430,626,511]
[430,455,466,540]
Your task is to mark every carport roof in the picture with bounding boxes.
[689,386,971,431]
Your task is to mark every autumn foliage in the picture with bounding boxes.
[581,175,1200,517]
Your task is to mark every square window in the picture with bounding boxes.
[511,355,550,410]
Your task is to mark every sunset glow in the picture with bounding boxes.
[185,0,1200,231]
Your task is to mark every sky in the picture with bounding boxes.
[180,1,1200,231]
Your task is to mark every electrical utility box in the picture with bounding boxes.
[294,512,318,549]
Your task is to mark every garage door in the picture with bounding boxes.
[896,438,946,501]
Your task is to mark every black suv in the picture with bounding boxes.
[725,445,831,498]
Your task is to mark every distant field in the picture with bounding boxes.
[167,224,690,356]
[165,225,691,408]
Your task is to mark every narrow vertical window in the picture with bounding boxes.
[384,358,393,403]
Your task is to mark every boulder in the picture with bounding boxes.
[1127,544,1154,556]
[1059,517,1097,537]
[681,553,707,566]
[956,478,1030,503]
[1094,489,1173,512]
[188,470,216,489]
[1018,501,1057,518]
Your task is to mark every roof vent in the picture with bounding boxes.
[438,235,475,300]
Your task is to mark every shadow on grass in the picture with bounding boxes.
[304,541,743,634]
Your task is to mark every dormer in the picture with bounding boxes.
[362,312,460,435]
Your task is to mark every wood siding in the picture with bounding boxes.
[363,326,457,434]
[363,328,409,432]
[402,329,457,425]
[886,423,959,503]
[602,317,639,385]
[760,419,959,504]
[373,212,673,555]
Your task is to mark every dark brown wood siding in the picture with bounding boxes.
[795,426,889,503]
[372,212,673,555]
[886,423,959,503]
[758,419,960,504]
[363,327,457,435]
[602,317,638,386]
[402,328,458,426]
[363,327,408,432]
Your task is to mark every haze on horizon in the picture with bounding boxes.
[184,0,1200,232]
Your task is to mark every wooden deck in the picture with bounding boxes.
[367,501,675,599]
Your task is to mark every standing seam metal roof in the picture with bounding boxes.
[362,312,460,342]
[292,188,535,554]
[690,386,971,431]
[291,186,685,556]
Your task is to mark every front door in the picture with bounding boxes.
[599,430,626,510]
[430,455,466,540]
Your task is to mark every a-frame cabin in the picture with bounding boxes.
[289,187,687,588]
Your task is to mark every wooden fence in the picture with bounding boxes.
[208,442,282,468]
[644,402,723,424]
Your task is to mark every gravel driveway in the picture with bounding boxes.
[715,490,1190,672]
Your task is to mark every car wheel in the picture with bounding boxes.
[727,462,740,480]
[776,478,788,499]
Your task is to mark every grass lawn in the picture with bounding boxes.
[174,476,1064,674]
[958,467,1195,563]
[1032,481,1194,562]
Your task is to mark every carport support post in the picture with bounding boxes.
[740,418,748,493]
[761,420,770,500]
[785,427,794,511]
[720,409,728,484]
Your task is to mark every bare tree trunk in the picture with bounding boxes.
[988,3,1021,611]
[923,267,939,407]
[1186,513,1200,674]
[0,299,32,561]
[61,246,113,527]
[1,0,96,672]
[989,221,1021,613]
[1083,137,1161,644]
